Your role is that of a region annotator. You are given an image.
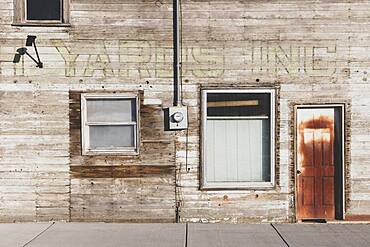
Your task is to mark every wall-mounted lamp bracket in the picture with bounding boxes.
[13,35,43,68]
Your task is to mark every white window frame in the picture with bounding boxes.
[13,0,70,26]
[81,93,140,156]
[201,89,275,189]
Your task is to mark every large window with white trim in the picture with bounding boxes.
[202,89,275,188]
[81,94,139,155]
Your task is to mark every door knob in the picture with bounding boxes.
[297,170,301,175]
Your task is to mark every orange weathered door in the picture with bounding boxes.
[296,108,335,220]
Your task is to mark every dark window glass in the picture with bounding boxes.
[27,0,61,21]
[207,93,271,117]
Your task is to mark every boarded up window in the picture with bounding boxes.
[81,94,139,155]
[26,0,62,21]
[202,90,274,188]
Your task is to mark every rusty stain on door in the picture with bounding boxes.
[297,108,335,220]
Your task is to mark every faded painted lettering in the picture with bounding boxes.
[0,39,339,78]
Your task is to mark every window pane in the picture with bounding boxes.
[206,119,270,183]
[86,98,136,123]
[27,0,61,21]
[207,93,270,117]
[204,92,272,185]
[89,125,135,149]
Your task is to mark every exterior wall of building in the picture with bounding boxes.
[0,0,370,222]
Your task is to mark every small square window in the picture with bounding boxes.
[201,89,275,189]
[13,0,69,25]
[81,94,139,155]
[26,0,62,21]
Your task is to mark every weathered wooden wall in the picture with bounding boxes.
[0,0,370,222]
[69,90,176,222]
[0,90,70,221]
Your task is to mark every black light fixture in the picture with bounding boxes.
[17,48,27,55]
[26,35,36,46]
[13,53,22,63]
[13,35,43,68]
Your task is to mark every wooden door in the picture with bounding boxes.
[296,108,335,220]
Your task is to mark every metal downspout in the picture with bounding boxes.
[173,0,182,106]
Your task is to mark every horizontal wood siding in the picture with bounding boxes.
[0,91,70,222]
[70,165,175,179]
[69,91,176,222]
[0,0,369,222]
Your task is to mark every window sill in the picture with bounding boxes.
[200,182,275,191]
[12,22,71,27]
[82,150,139,156]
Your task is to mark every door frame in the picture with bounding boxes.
[294,104,345,221]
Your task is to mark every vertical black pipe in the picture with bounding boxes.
[173,0,181,106]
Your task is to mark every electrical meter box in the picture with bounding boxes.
[164,106,188,131]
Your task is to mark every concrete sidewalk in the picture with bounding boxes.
[0,223,369,247]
